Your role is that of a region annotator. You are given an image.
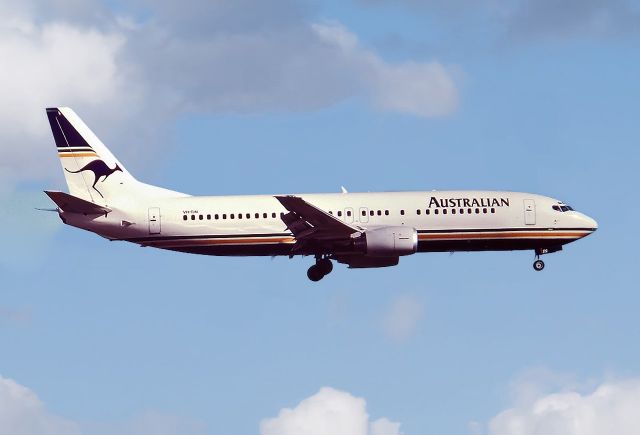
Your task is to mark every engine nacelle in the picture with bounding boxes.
[355,226,418,257]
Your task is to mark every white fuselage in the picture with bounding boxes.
[62,190,597,257]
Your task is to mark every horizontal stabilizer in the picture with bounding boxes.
[44,190,111,215]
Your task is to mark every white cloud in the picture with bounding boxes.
[0,1,459,189]
[0,13,131,183]
[312,22,458,118]
[0,375,81,435]
[260,387,402,435]
[0,374,204,435]
[382,294,425,341]
[488,376,640,435]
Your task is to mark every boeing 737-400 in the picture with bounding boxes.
[44,107,598,281]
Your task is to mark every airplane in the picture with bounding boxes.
[43,107,598,281]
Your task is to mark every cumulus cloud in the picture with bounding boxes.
[0,11,131,182]
[487,376,640,435]
[0,0,458,189]
[0,375,81,435]
[382,294,424,341]
[260,387,402,435]
[0,374,204,435]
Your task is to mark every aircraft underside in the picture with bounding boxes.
[158,238,569,256]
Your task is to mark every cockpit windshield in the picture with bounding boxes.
[552,204,574,212]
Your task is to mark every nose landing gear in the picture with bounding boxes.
[307,256,333,281]
[532,246,560,272]
[533,258,545,271]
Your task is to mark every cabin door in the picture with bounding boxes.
[523,200,536,225]
[148,207,161,234]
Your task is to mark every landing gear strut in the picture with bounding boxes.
[532,247,559,272]
[307,256,333,281]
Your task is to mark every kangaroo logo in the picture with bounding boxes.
[66,160,122,198]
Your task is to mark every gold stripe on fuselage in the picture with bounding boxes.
[58,152,98,158]
[147,236,296,248]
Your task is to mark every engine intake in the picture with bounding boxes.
[355,226,418,257]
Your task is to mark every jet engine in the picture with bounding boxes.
[354,226,418,257]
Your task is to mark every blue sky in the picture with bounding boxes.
[1,1,639,434]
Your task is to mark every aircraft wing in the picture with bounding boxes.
[275,195,360,250]
[45,190,111,215]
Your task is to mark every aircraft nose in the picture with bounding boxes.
[580,213,598,232]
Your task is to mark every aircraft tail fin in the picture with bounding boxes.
[46,107,135,203]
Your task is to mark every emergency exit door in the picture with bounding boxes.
[523,200,536,225]
[148,207,161,234]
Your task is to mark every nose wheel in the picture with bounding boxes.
[533,258,545,271]
[307,256,333,281]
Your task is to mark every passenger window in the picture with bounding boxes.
[215,214,219,220]
[280,212,284,217]
[377,210,382,216]
[207,214,211,220]
[385,210,389,216]
[223,214,227,219]
[491,208,495,214]
[400,210,405,215]
[417,209,421,215]
[426,209,430,215]
[370,210,374,216]
[255,213,259,219]
[191,215,195,220]
[459,209,464,214]
[183,215,187,221]
[468,208,472,214]
[443,209,447,215]
[230,214,235,219]
[329,211,333,215]
[246,213,250,219]
[483,208,487,214]
[475,208,480,214]
[361,210,366,216]
[434,209,439,215]
[338,211,342,217]
[272,212,276,218]
[451,209,456,215]
[263,213,267,218]
[347,210,352,217]
[238,213,242,219]
[197,215,202,220]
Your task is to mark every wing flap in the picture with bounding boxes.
[45,190,111,215]
[275,195,359,246]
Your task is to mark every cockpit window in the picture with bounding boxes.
[553,204,574,212]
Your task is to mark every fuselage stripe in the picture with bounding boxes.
[126,228,592,249]
[146,236,296,248]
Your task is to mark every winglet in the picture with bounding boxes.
[45,190,111,215]
[340,186,348,193]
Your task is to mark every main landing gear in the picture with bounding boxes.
[307,256,333,282]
